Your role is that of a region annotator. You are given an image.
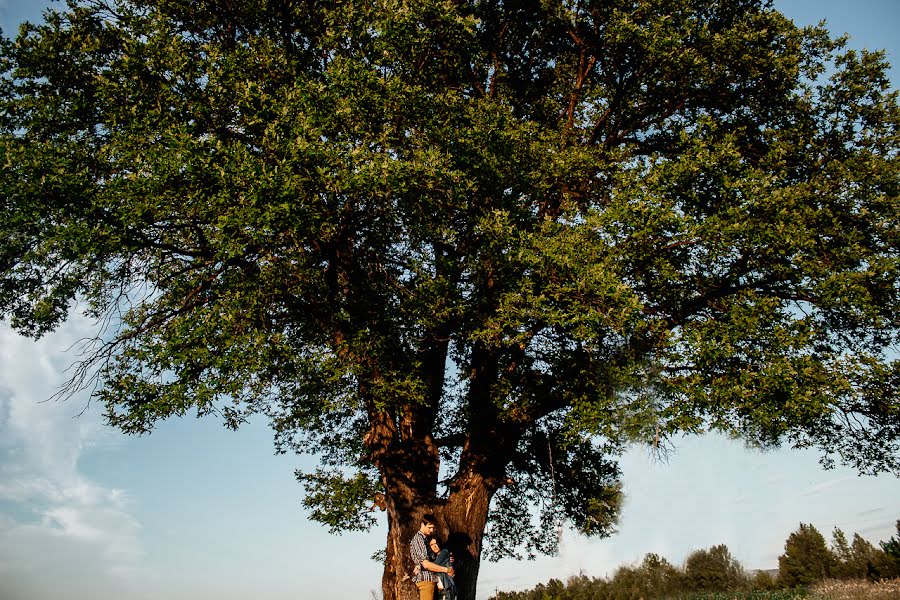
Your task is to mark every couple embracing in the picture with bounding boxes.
[409,514,458,600]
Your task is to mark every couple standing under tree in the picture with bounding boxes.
[409,515,457,600]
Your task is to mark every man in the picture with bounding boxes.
[410,514,455,600]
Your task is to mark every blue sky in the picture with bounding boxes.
[1,1,899,599]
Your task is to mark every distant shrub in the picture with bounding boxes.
[684,545,749,592]
[750,570,779,591]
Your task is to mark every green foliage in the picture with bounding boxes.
[1,0,899,583]
[750,570,779,592]
[296,468,382,533]
[639,553,688,598]
[829,528,854,580]
[489,559,800,600]
[779,524,835,588]
[489,523,900,600]
[879,520,900,576]
[848,533,896,581]
[831,525,899,582]
[685,545,749,592]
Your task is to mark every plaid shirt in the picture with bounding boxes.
[410,531,438,583]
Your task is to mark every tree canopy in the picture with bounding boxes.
[1,1,899,598]
[779,523,835,587]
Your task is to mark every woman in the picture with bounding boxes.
[428,536,457,600]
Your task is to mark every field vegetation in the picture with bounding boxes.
[488,522,900,600]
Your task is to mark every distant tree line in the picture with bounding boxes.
[780,521,900,587]
[488,520,900,600]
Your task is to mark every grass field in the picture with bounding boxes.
[663,579,900,600]
[809,578,900,599]
[673,592,806,599]
[487,578,900,600]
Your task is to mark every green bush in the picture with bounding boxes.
[685,545,749,592]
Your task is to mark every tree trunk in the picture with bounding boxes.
[381,474,495,600]
[383,507,424,600]
[441,473,494,600]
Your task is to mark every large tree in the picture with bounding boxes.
[2,1,899,598]
[779,523,835,587]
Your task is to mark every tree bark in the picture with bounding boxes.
[441,473,494,600]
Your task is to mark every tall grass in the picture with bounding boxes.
[570,580,900,600]
[669,591,807,599]
[664,580,900,600]
[810,578,900,600]
[488,578,900,600]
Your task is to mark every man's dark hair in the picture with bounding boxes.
[421,514,436,526]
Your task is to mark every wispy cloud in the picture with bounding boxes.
[0,317,145,591]
[857,506,886,517]
[799,476,857,497]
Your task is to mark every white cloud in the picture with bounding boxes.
[857,506,886,517]
[0,316,146,594]
[799,475,857,497]
[0,474,61,504]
